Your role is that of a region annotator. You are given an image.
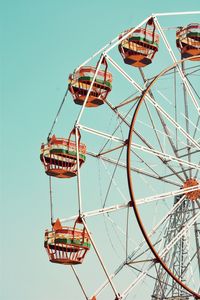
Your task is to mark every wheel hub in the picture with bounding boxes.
[183,178,200,201]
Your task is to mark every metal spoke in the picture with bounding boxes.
[102,147,124,208]
[81,218,121,299]
[131,148,161,178]
[193,116,200,140]
[106,54,200,151]
[105,99,185,182]
[160,167,195,180]
[139,68,188,180]
[120,260,156,299]
[131,143,200,170]
[154,17,200,114]
[136,185,200,205]
[194,160,200,179]
[60,190,200,226]
[78,123,193,181]
[89,152,181,187]
[139,68,164,152]
[71,266,88,300]
[99,100,137,155]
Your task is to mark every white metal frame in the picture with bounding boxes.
[46,11,200,300]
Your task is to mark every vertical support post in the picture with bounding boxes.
[75,127,82,216]
[173,67,178,149]
[181,61,192,178]
[49,176,54,225]
[126,204,130,263]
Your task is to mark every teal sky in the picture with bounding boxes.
[1,1,200,299]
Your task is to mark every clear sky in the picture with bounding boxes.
[1,1,200,300]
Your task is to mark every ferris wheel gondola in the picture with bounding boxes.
[176,23,200,60]
[118,18,159,67]
[68,58,112,107]
[40,129,86,178]
[44,218,91,265]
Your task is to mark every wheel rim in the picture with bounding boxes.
[127,56,200,298]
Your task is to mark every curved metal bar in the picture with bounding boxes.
[127,56,200,299]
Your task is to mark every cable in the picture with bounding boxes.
[47,88,69,141]
[49,176,54,225]
[103,147,124,208]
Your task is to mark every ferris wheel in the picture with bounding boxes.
[40,11,200,300]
